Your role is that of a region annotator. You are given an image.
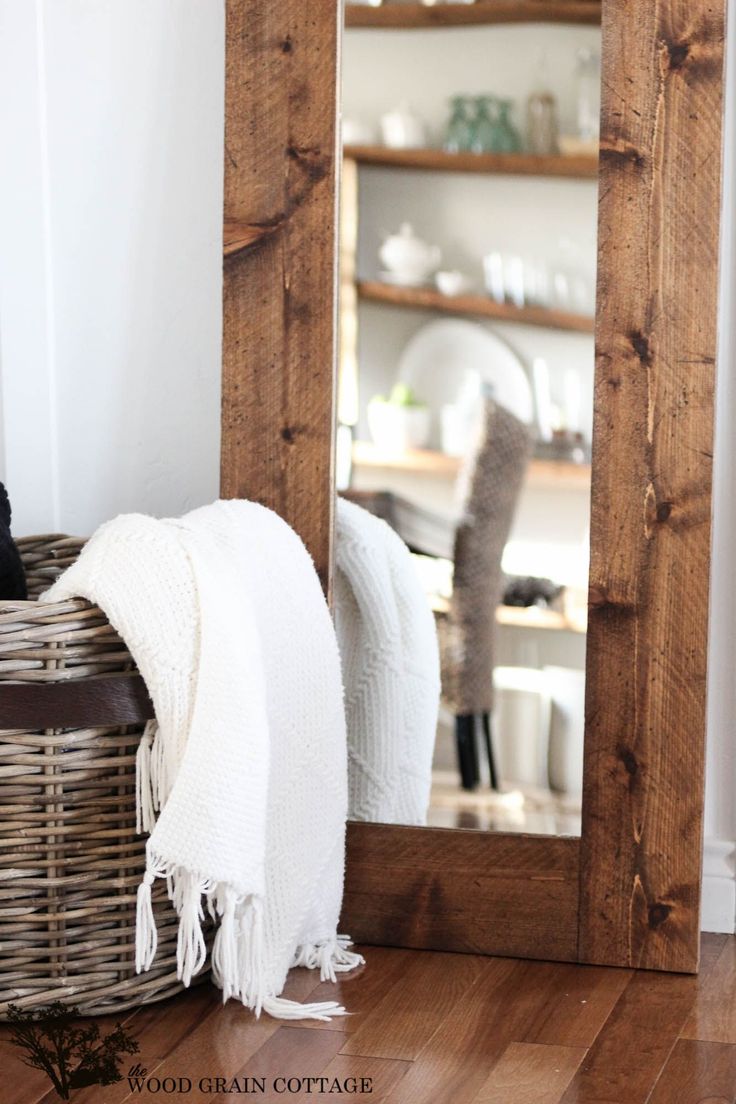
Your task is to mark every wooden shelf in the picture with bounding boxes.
[345,2,601,29]
[358,280,595,334]
[353,440,591,489]
[345,144,598,180]
[431,590,586,632]
[496,604,586,633]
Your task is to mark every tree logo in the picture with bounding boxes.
[7,1002,140,1100]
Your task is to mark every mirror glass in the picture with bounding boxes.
[338,9,601,836]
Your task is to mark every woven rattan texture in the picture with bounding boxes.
[0,536,207,1016]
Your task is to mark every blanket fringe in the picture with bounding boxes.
[176,869,208,986]
[262,996,349,1023]
[291,935,365,982]
[135,859,364,1022]
[211,886,240,1003]
[135,872,157,974]
[135,719,181,835]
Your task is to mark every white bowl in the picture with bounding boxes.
[435,270,473,297]
[367,402,431,452]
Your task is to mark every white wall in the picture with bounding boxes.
[0,0,224,537]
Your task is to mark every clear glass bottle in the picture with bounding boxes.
[526,53,559,156]
[576,48,601,143]
[444,96,474,153]
[527,90,559,155]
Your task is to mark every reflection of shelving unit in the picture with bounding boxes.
[358,279,594,334]
[353,440,591,491]
[345,2,602,30]
[339,10,599,514]
[345,144,598,179]
[431,595,587,635]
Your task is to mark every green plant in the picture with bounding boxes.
[370,384,425,408]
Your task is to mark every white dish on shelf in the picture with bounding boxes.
[378,270,433,289]
[396,319,534,449]
[435,270,474,297]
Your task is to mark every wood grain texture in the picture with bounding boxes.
[339,951,490,1060]
[222,221,274,258]
[344,2,601,30]
[682,937,736,1042]
[470,1042,586,1104]
[579,0,726,972]
[342,824,580,960]
[357,279,595,334]
[345,145,598,179]
[558,934,728,1104]
[280,946,420,1034]
[321,1055,411,1103]
[3,936,734,1104]
[523,962,632,1047]
[648,1038,736,1104]
[385,957,596,1104]
[220,0,341,592]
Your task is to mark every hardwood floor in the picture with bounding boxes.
[3,934,736,1103]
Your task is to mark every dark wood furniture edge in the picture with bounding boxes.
[342,822,580,961]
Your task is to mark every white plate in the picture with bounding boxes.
[396,319,534,449]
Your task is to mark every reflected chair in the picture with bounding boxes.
[342,400,530,792]
[438,400,531,790]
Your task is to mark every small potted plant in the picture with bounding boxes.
[367,383,431,452]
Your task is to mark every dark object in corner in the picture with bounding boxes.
[503,575,563,609]
[0,483,27,600]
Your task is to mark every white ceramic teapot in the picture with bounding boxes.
[380,102,427,149]
[379,224,441,287]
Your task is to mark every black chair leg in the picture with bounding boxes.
[455,714,479,791]
[481,711,499,791]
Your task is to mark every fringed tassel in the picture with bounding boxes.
[211,887,239,1002]
[239,896,266,1015]
[148,720,180,815]
[261,996,349,1023]
[291,935,365,982]
[135,872,157,974]
[135,722,157,835]
[176,869,208,986]
[332,934,366,974]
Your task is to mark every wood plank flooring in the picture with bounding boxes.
[3,934,736,1103]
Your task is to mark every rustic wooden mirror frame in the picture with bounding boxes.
[221,0,727,974]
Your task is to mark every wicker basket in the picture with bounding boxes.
[0,535,206,1016]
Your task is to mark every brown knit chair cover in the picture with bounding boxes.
[438,401,532,715]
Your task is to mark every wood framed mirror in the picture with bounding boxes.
[221,0,727,974]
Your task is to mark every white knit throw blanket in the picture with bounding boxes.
[334,498,440,825]
[44,500,363,1020]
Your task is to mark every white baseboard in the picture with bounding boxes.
[702,837,736,932]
